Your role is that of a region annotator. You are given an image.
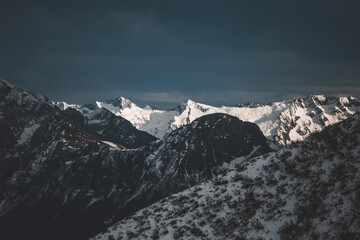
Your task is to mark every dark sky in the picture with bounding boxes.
[1,0,360,108]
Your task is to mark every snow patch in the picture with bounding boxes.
[18,122,40,145]
[101,140,120,149]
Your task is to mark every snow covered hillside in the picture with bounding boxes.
[55,95,360,145]
[92,113,360,240]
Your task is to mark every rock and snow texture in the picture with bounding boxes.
[58,101,157,149]
[3,79,360,240]
[92,113,360,240]
[0,80,272,240]
[118,113,273,212]
[56,95,360,145]
[55,97,179,138]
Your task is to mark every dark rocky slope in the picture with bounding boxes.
[62,107,157,148]
[0,80,272,240]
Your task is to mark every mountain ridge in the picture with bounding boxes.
[55,93,360,145]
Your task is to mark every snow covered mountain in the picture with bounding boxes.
[55,97,179,138]
[0,80,272,240]
[92,112,360,240]
[56,95,360,145]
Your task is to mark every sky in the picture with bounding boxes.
[1,0,360,109]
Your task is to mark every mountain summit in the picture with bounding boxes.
[104,96,134,109]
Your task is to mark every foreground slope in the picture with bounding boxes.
[0,80,271,240]
[57,95,360,145]
[93,113,360,240]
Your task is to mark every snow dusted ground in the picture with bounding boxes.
[55,95,360,145]
[92,113,360,240]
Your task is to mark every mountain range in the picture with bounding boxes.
[0,80,270,239]
[1,79,360,239]
[55,94,360,145]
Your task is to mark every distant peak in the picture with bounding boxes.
[170,99,212,114]
[174,99,196,112]
[181,99,197,107]
[105,96,135,109]
[187,99,198,105]
[311,94,327,101]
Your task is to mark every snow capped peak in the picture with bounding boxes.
[95,101,102,108]
[175,99,210,113]
[310,94,327,104]
[184,99,204,107]
[105,96,134,109]
[184,99,195,105]
[308,94,326,100]
[177,99,193,112]
[339,96,350,105]
[179,99,193,106]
